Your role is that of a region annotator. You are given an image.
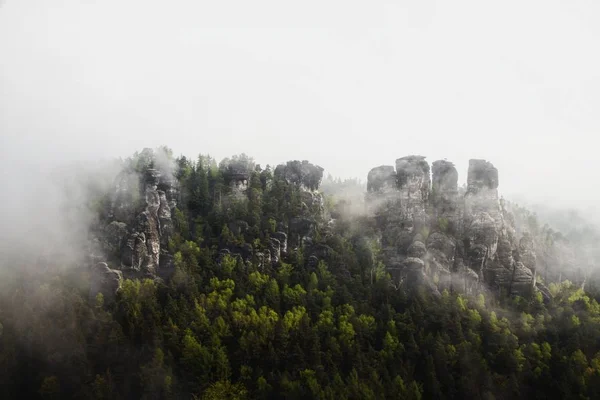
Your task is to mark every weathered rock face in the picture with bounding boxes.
[120,194,161,274]
[89,262,123,304]
[158,191,174,246]
[407,241,427,259]
[366,156,438,294]
[467,159,499,190]
[367,166,396,193]
[465,160,501,227]
[121,232,148,271]
[99,150,179,280]
[395,155,430,213]
[518,232,537,273]
[431,160,460,234]
[271,232,288,255]
[461,159,536,296]
[307,255,319,269]
[464,212,498,277]
[426,232,455,275]
[367,156,543,299]
[269,238,281,265]
[274,160,324,190]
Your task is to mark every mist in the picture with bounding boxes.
[1,0,599,213]
[3,3,600,397]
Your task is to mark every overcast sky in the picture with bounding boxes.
[1,0,599,211]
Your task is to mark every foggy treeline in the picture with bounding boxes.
[1,147,600,399]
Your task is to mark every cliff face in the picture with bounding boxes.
[90,151,179,302]
[367,156,545,299]
[118,167,177,276]
[90,150,551,303]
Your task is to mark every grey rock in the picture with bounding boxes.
[467,159,498,191]
[432,160,458,193]
[518,232,537,271]
[271,231,288,255]
[536,282,552,303]
[396,155,430,211]
[407,241,427,258]
[274,160,324,190]
[402,257,425,271]
[431,160,460,233]
[367,165,396,193]
[263,250,272,267]
[367,156,543,299]
[121,232,147,270]
[255,252,265,269]
[269,238,281,265]
[89,262,123,304]
[117,164,178,276]
[426,232,456,263]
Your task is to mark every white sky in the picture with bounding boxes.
[1,0,599,210]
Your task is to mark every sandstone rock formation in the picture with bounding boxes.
[367,156,544,299]
[274,160,325,191]
[95,149,179,286]
[431,160,460,234]
[367,166,396,193]
[118,167,177,276]
[271,232,288,256]
[89,262,123,304]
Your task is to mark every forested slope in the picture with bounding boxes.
[2,148,600,399]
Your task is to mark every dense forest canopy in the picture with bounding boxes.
[2,147,600,399]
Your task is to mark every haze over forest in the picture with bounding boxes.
[2,0,600,212]
[2,1,600,399]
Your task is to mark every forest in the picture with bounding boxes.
[2,147,600,400]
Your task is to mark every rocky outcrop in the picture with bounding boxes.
[366,156,439,293]
[407,241,427,259]
[274,160,325,191]
[97,150,179,282]
[431,160,460,234]
[119,169,171,275]
[425,232,455,277]
[220,243,254,265]
[367,156,544,300]
[464,160,501,227]
[462,160,536,297]
[269,238,281,264]
[518,232,537,276]
[89,262,123,304]
[395,156,430,212]
[121,232,148,271]
[367,166,396,193]
[271,232,288,256]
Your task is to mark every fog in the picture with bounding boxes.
[2,4,600,396]
[1,0,599,213]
